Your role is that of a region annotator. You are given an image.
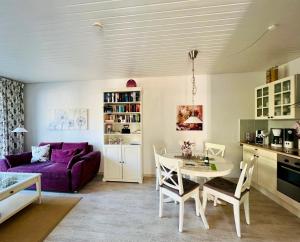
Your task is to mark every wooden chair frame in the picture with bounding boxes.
[204,142,226,157]
[153,144,167,191]
[202,156,255,237]
[157,154,209,232]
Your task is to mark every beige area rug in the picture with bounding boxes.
[0,196,81,242]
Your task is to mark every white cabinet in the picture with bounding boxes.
[242,145,277,192]
[103,144,142,183]
[103,145,122,180]
[257,149,277,192]
[255,75,300,120]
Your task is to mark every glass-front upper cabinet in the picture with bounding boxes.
[255,84,270,119]
[272,77,295,119]
[254,75,300,120]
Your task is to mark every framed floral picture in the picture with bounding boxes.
[176,105,203,131]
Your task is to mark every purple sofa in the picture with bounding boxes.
[0,142,101,192]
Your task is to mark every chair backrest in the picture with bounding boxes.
[157,154,184,195]
[234,156,256,199]
[204,142,225,157]
[153,144,167,168]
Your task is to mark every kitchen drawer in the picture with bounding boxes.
[257,149,277,160]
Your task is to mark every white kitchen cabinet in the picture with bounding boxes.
[255,74,300,120]
[103,144,142,183]
[242,145,277,191]
[257,149,277,192]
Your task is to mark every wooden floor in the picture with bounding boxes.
[45,176,300,242]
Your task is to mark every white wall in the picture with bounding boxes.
[279,56,300,77]
[25,72,264,177]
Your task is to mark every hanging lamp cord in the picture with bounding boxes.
[191,57,197,116]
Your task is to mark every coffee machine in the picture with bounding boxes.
[283,128,295,149]
[271,128,283,148]
[255,130,265,144]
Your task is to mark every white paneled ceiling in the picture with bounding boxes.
[0,0,300,83]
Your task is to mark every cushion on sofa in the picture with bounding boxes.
[31,144,50,163]
[67,153,84,169]
[62,142,89,154]
[8,161,52,173]
[5,152,32,168]
[51,149,79,164]
[39,142,63,150]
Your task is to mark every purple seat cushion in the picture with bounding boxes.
[8,161,52,173]
[62,142,89,154]
[39,162,69,179]
[51,149,79,164]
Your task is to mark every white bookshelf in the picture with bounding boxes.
[102,87,143,183]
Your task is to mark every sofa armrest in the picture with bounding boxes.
[71,151,101,191]
[5,152,32,168]
[0,159,10,171]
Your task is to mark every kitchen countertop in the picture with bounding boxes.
[240,142,300,159]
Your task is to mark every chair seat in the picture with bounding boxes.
[161,175,199,196]
[203,177,249,200]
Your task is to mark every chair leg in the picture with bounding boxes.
[159,189,163,218]
[244,193,250,225]
[213,197,218,207]
[194,191,200,216]
[233,202,241,237]
[202,190,208,213]
[155,169,159,191]
[179,201,184,232]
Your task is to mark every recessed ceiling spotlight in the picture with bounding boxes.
[92,22,103,29]
[268,24,278,31]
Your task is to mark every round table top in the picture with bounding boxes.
[162,153,234,178]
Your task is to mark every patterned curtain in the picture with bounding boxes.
[0,77,25,157]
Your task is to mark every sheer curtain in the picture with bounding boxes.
[0,77,25,157]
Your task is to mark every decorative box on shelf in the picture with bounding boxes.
[102,87,143,183]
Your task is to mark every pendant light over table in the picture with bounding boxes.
[184,50,202,124]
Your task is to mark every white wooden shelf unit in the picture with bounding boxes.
[102,87,143,183]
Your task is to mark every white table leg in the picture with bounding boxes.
[36,176,42,204]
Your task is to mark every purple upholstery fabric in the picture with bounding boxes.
[8,161,52,172]
[67,154,83,169]
[39,142,63,157]
[5,142,100,192]
[4,152,32,168]
[51,149,78,164]
[39,142,63,150]
[71,151,100,191]
[62,142,89,154]
[0,159,10,171]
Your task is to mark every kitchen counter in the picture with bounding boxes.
[240,142,300,159]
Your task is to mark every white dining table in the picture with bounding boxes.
[162,152,234,179]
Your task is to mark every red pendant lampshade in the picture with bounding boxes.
[126,79,137,87]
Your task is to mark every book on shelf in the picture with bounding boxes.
[104,91,140,103]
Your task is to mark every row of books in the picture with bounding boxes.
[104,104,140,113]
[105,114,141,123]
[104,91,140,103]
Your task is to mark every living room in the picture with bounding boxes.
[0,0,300,241]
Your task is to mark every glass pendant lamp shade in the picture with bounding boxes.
[11,126,28,133]
[185,116,202,124]
[184,49,202,124]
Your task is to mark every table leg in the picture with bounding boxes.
[36,176,42,204]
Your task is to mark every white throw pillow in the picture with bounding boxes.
[31,144,50,163]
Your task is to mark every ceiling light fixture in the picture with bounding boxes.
[228,24,279,56]
[92,22,103,29]
[184,50,203,124]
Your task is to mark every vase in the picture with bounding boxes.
[182,148,192,158]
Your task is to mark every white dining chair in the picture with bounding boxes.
[204,142,226,157]
[153,144,167,191]
[202,156,255,237]
[204,142,226,205]
[157,154,209,232]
